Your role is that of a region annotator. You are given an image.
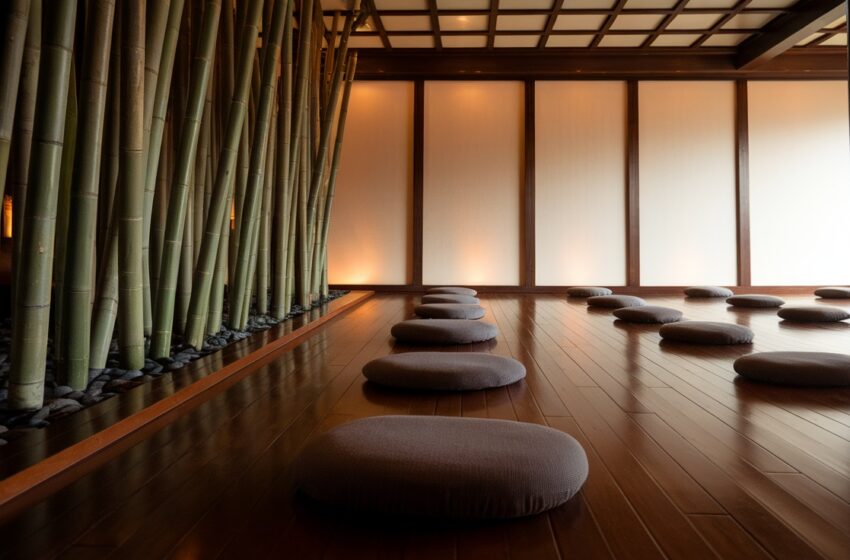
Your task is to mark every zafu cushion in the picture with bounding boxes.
[777,306,850,323]
[391,319,498,344]
[815,287,850,299]
[726,294,785,308]
[684,286,734,298]
[659,321,754,345]
[421,294,481,305]
[427,287,478,297]
[567,286,613,298]
[363,352,525,391]
[294,416,589,519]
[587,295,646,309]
[415,303,486,320]
[734,352,850,387]
[613,305,683,324]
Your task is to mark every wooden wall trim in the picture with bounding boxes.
[627,80,641,287]
[523,80,536,289]
[0,291,375,524]
[412,80,424,288]
[736,80,752,287]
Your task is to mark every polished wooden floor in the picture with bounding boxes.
[2,294,850,559]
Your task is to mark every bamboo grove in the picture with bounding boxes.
[0,0,361,410]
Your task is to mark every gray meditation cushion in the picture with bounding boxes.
[391,319,498,344]
[415,303,486,320]
[734,352,850,387]
[815,287,850,299]
[777,306,850,323]
[426,286,478,296]
[421,294,481,305]
[684,286,734,298]
[294,416,589,519]
[587,295,646,309]
[613,305,683,324]
[567,286,613,298]
[726,294,785,308]
[659,321,754,345]
[363,352,525,390]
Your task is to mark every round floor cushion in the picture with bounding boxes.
[415,303,485,320]
[815,287,850,299]
[392,319,498,344]
[734,352,850,387]
[587,295,646,309]
[427,286,478,296]
[363,352,525,391]
[294,416,589,519]
[684,286,734,298]
[726,294,785,308]
[421,294,480,305]
[777,306,850,323]
[567,286,613,298]
[613,305,683,324]
[659,321,754,345]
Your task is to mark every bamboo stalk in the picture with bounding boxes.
[256,101,277,316]
[304,15,353,300]
[317,53,357,298]
[10,0,41,307]
[271,0,294,319]
[117,0,146,371]
[145,0,186,309]
[8,0,78,410]
[228,0,288,330]
[0,0,30,197]
[184,0,263,349]
[139,0,172,337]
[89,17,122,369]
[149,0,221,359]
[60,0,116,389]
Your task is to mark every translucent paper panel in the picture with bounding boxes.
[328,82,413,285]
[748,81,850,285]
[535,82,627,286]
[423,81,523,286]
[639,81,738,286]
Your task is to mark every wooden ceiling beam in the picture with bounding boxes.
[362,0,392,49]
[354,49,846,79]
[538,0,566,49]
[487,0,498,50]
[428,0,442,50]
[736,0,844,69]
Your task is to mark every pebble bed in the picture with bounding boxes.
[0,291,348,447]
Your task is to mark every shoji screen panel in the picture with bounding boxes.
[422,81,523,286]
[328,81,413,285]
[638,81,738,286]
[748,81,850,286]
[535,81,627,286]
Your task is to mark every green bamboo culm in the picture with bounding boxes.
[0,0,30,197]
[308,16,354,297]
[10,0,41,306]
[59,0,116,389]
[228,0,288,330]
[8,0,78,410]
[184,0,264,350]
[117,0,146,371]
[89,17,122,369]
[317,52,358,298]
[149,0,222,359]
[146,0,186,308]
[139,0,173,337]
[270,1,293,319]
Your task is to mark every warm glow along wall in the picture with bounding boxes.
[327,79,850,289]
